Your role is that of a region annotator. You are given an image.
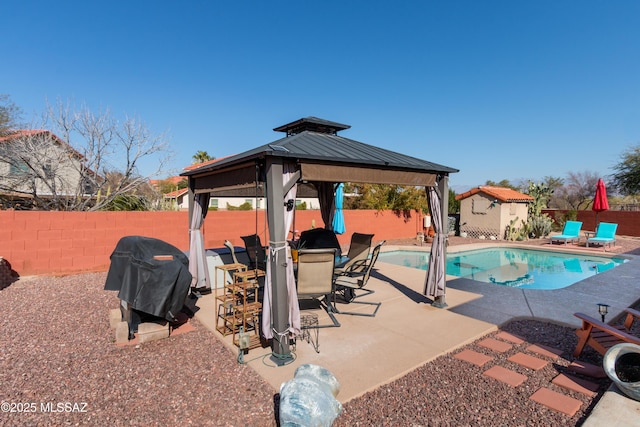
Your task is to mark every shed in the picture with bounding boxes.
[456,186,533,239]
[182,116,458,362]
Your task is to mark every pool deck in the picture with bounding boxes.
[194,242,640,424]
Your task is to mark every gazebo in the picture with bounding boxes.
[182,117,458,363]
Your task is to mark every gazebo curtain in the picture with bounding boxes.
[423,186,446,299]
[188,193,211,290]
[262,164,301,339]
[315,181,336,229]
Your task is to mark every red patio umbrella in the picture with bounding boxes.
[593,178,609,229]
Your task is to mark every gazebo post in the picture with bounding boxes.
[265,157,292,363]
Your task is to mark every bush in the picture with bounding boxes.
[226,202,253,211]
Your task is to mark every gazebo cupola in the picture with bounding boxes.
[273,116,351,136]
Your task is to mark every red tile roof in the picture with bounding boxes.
[0,129,85,160]
[455,186,533,203]
[150,176,186,186]
[164,188,188,198]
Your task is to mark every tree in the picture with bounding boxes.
[193,150,213,163]
[0,99,174,210]
[484,179,518,190]
[611,144,640,195]
[448,188,460,214]
[343,183,427,213]
[553,171,600,210]
[0,94,22,136]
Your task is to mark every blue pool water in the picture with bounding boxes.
[378,248,627,290]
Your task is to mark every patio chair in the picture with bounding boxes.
[333,241,385,317]
[549,221,583,245]
[299,228,342,258]
[240,234,267,271]
[334,232,374,275]
[573,308,640,357]
[296,248,340,328]
[586,222,618,250]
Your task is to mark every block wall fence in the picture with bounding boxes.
[0,209,426,276]
[2,209,638,277]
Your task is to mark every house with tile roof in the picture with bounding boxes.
[0,130,99,209]
[156,157,321,211]
[456,186,533,239]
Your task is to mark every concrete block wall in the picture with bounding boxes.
[1,209,425,276]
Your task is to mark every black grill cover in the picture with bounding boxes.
[104,236,192,322]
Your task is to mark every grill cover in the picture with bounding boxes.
[104,236,192,322]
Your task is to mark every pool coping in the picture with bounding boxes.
[379,243,640,328]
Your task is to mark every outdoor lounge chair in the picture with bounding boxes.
[334,232,374,275]
[333,241,385,317]
[573,308,640,357]
[586,222,618,250]
[240,234,267,271]
[549,220,583,245]
[296,248,340,328]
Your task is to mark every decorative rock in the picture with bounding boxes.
[279,364,342,426]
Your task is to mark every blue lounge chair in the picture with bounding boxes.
[550,220,583,245]
[586,222,618,250]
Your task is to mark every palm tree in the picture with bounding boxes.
[192,150,213,163]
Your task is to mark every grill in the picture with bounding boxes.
[104,236,192,339]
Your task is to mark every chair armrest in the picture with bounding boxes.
[623,308,640,330]
[574,312,640,343]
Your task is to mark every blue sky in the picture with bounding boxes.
[3,1,639,192]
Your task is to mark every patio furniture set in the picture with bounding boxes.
[213,231,385,350]
[550,221,618,250]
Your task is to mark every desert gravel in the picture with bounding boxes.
[2,236,639,426]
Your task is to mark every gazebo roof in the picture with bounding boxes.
[182,117,458,194]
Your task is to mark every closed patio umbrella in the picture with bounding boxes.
[593,178,609,229]
[332,183,346,235]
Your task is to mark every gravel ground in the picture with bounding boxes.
[2,236,639,426]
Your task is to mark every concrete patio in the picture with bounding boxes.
[193,242,640,422]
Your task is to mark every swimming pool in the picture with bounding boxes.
[378,248,627,290]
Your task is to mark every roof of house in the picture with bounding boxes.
[455,186,533,203]
[150,176,187,187]
[0,129,86,160]
[163,188,189,198]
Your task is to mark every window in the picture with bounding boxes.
[9,160,29,176]
[509,203,517,215]
[210,199,219,209]
[472,198,489,214]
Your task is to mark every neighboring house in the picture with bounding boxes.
[456,186,533,239]
[164,187,189,210]
[0,130,97,209]
[157,158,321,210]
